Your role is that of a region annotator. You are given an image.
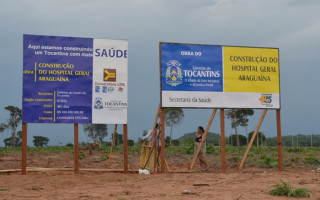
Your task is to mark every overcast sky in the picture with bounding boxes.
[0,0,319,146]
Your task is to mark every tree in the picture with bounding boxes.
[3,131,22,147]
[0,106,22,147]
[165,136,171,145]
[248,131,266,146]
[236,109,254,144]
[128,139,134,146]
[33,136,49,147]
[83,124,108,144]
[227,109,254,147]
[226,109,241,147]
[164,108,184,145]
[113,133,123,146]
[229,134,247,146]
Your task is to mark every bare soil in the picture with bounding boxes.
[0,150,320,199]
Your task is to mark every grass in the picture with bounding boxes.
[268,180,312,198]
[1,145,320,169]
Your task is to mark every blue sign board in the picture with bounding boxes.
[23,34,128,123]
[160,43,223,92]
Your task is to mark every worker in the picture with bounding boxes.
[195,126,209,172]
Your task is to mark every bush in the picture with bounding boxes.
[66,143,73,147]
[268,180,312,198]
[184,137,194,154]
[303,156,320,165]
[206,145,215,154]
[171,139,180,146]
[258,155,278,168]
[3,137,21,147]
[33,136,49,147]
[128,139,134,146]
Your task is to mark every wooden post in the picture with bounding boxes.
[220,109,227,173]
[154,122,158,173]
[239,109,267,170]
[147,104,161,147]
[276,109,283,171]
[123,124,128,173]
[74,123,79,174]
[107,124,118,168]
[22,123,27,175]
[160,108,166,173]
[189,109,217,171]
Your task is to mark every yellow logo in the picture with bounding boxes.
[104,69,116,82]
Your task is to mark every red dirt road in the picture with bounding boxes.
[0,169,319,200]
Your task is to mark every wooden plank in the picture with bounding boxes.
[220,109,227,173]
[74,123,79,174]
[154,121,158,173]
[123,124,128,173]
[239,109,267,170]
[147,104,161,146]
[276,109,283,171]
[22,123,27,175]
[189,109,217,171]
[160,108,166,173]
[108,124,118,168]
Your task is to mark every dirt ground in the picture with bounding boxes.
[0,150,320,199]
[0,169,319,200]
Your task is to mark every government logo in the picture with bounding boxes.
[165,60,183,86]
[259,94,272,104]
[94,97,103,110]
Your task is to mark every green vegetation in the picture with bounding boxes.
[268,180,312,198]
[33,136,49,147]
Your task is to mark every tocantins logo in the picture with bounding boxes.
[94,97,103,110]
[165,60,183,86]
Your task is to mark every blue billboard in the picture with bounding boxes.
[23,34,128,123]
[160,43,223,92]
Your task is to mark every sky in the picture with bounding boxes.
[0,0,319,146]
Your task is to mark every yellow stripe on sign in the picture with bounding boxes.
[34,62,37,82]
[54,91,56,122]
[223,46,279,93]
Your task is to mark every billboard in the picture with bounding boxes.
[23,34,128,124]
[160,42,280,109]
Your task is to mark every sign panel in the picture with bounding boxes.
[23,34,128,124]
[160,42,280,109]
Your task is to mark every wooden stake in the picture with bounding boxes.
[147,104,161,147]
[107,124,118,168]
[22,123,27,175]
[239,109,267,170]
[74,123,79,174]
[123,124,128,173]
[160,108,166,173]
[154,122,158,174]
[189,109,217,171]
[220,109,227,173]
[276,109,283,171]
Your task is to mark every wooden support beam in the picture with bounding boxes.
[74,123,79,174]
[276,109,283,171]
[22,123,27,175]
[154,122,158,174]
[189,109,217,171]
[239,109,267,170]
[220,109,227,173]
[107,124,118,168]
[160,108,166,173]
[147,104,161,147]
[123,124,128,173]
